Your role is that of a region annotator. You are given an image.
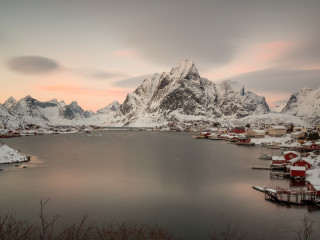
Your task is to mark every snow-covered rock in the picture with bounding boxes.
[97,101,120,114]
[0,143,29,164]
[282,87,320,124]
[0,104,24,129]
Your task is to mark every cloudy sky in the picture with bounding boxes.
[1,0,319,111]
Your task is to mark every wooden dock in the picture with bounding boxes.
[252,167,271,170]
[251,166,286,170]
[253,186,319,205]
[270,172,290,179]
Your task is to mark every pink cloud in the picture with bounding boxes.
[204,40,298,81]
[253,41,296,62]
[112,49,137,58]
[255,91,290,108]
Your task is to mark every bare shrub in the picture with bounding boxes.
[37,199,60,240]
[56,216,94,240]
[296,214,314,240]
[94,221,175,240]
[211,218,247,240]
[0,214,36,240]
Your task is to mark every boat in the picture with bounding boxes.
[0,135,13,138]
[252,186,267,192]
[193,132,211,139]
[193,135,206,139]
[259,153,272,160]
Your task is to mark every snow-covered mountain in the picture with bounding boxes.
[2,59,318,129]
[282,87,320,124]
[1,96,93,128]
[107,59,270,126]
[0,104,24,129]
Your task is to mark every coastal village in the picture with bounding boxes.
[191,123,320,206]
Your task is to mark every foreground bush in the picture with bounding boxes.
[0,200,317,240]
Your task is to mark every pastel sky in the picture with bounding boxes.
[1,0,319,111]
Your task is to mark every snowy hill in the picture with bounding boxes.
[229,113,309,128]
[282,87,320,124]
[106,59,270,126]
[97,101,120,114]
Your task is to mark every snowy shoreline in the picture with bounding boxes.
[0,143,30,164]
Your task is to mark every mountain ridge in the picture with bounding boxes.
[1,59,319,129]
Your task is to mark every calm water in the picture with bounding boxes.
[1,131,319,239]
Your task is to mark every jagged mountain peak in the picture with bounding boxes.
[69,101,79,107]
[3,96,17,109]
[22,95,34,101]
[169,59,199,80]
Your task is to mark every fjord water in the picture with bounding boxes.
[1,131,319,239]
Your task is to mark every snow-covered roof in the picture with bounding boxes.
[301,157,315,165]
[288,157,301,164]
[253,129,266,134]
[290,166,306,171]
[289,157,313,165]
[272,125,286,130]
[291,131,302,135]
[283,151,300,156]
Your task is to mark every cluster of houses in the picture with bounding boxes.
[191,124,320,146]
[270,150,320,196]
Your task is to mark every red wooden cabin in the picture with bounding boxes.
[289,166,306,178]
[234,127,245,134]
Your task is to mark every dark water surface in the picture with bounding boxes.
[1,131,319,239]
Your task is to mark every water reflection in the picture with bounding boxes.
[1,131,319,240]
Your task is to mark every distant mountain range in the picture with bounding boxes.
[0,59,319,129]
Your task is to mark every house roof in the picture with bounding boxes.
[292,131,302,135]
[290,166,306,171]
[272,126,286,130]
[301,157,315,165]
[272,156,285,161]
[283,151,300,156]
[289,157,313,165]
[288,157,301,164]
[253,129,266,134]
